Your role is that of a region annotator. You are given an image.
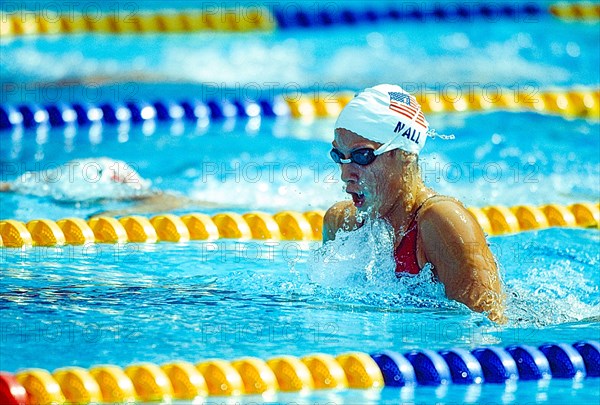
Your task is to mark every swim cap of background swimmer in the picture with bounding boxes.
[11,157,152,202]
[335,84,430,155]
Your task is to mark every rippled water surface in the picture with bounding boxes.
[1,227,598,371]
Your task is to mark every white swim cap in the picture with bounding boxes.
[335,84,430,155]
[13,157,152,202]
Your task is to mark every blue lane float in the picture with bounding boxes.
[72,102,103,126]
[506,345,552,380]
[371,350,417,387]
[235,99,262,118]
[99,103,132,125]
[18,104,48,129]
[0,105,22,130]
[206,99,238,120]
[404,349,452,386]
[439,348,484,384]
[573,340,600,377]
[45,103,77,127]
[472,347,519,383]
[539,343,587,379]
[152,100,185,122]
[180,99,211,122]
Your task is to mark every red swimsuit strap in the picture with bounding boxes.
[394,195,442,275]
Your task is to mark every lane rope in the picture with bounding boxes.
[0,202,598,248]
[1,88,598,132]
[1,3,598,37]
[1,341,597,403]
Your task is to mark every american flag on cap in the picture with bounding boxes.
[334,84,430,156]
[388,92,427,130]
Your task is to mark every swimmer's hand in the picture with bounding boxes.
[1,182,12,192]
[87,192,230,218]
[322,200,362,241]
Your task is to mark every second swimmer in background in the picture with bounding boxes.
[1,157,223,217]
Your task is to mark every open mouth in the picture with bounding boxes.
[349,192,366,208]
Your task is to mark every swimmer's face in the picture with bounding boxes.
[333,128,410,218]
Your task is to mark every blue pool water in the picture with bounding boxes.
[1,1,599,404]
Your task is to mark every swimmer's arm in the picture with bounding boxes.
[1,182,12,192]
[418,201,506,324]
[88,192,226,218]
[322,201,358,241]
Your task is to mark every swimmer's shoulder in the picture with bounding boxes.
[417,196,479,232]
[323,200,360,241]
[416,195,490,253]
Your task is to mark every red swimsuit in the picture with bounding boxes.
[394,215,421,275]
[394,196,439,275]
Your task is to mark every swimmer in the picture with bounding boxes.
[323,84,506,323]
[0,157,223,217]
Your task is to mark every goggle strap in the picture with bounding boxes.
[374,105,422,156]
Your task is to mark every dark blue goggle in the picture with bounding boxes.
[330,148,378,166]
